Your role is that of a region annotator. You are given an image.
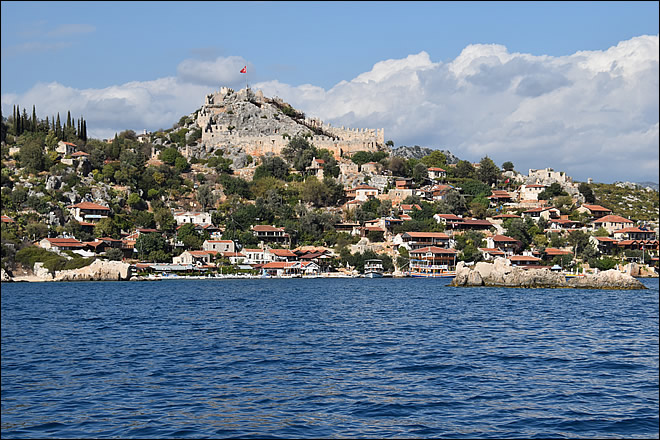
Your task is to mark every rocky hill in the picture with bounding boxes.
[391,146,459,164]
[186,87,386,161]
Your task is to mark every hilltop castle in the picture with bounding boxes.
[191,87,385,159]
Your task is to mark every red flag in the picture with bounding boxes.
[240,66,247,74]
[505,178,510,183]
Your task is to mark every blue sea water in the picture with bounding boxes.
[1,278,658,439]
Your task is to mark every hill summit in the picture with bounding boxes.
[187,87,386,159]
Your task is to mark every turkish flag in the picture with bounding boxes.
[240,66,247,73]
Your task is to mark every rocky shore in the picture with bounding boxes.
[2,260,132,282]
[450,258,648,290]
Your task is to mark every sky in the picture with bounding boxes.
[1,1,658,185]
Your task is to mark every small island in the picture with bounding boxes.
[451,257,647,289]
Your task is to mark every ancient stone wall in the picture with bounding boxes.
[195,87,384,160]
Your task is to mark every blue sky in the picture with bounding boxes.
[2,1,658,184]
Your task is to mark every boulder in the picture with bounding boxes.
[33,262,54,281]
[1,268,12,282]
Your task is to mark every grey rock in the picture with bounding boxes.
[451,257,646,290]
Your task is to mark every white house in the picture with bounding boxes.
[56,141,77,156]
[203,239,235,253]
[518,184,546,201]
[428,167,446,180]
[173,211,212,225]
[173,250,214,266]
[353,184,379,201]
[591,215,634,234]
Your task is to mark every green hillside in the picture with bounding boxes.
[591,183,659,221]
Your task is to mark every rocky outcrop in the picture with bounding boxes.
[33,262,54,281]
[1,268,12,282]
[451,257,647,290]
[566,269,649,289]
[54,260,132,281]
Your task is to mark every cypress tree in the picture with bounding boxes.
[56,113,62,139]
[66,111,72,130]
[22,108,29,135]
[12,105,18,134]
[32,105,37,132]
[82,120,87,142]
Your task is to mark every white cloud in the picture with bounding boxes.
[176,56,249,87]
[255,35,659,184]
[2,35,657,183]
[47,23,95,37]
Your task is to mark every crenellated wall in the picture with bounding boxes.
[195,87,384,159]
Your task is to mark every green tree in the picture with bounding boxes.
[196,184,215,210]
[253,155,289,180]
[460,179,492,198]
[578,182,596,204]
[412,162,428,184]
[539,183,568,200]
[454,160,475,179]
[281,135,315,171]
[135,232,167,261]
[159,147,180,165]
[127,193,146,210]
[19,139,46,173]
[105,248,124,261]
[94,217,119,238]
[388,157,409,177]
[176,223,204,250]
[504,218,532,251]
[154,207,177,233]
[421,150,447,168]
[476,156,501,186]
[502,161,514,172]
[350,151,374,167]
[25,222,49,241]
[567,230,594,259]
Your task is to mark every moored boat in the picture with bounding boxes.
[364,259,384,278]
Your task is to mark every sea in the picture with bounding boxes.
[1,278,658,439]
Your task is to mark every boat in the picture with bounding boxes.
[364,259,384,278]
[408,259,456,278]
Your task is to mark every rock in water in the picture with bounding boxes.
[451,257,646,290]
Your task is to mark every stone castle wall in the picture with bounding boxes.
[195,87,384,159]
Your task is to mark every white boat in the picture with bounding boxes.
[408,260,456,278]
[364,259,384,278]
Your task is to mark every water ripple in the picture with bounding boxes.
[2,278,658,438]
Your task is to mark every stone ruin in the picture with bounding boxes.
[189,87,385,161]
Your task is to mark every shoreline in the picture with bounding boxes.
[5,272,657,283]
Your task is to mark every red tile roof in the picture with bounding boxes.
[581,204,611,212]
[403,232,450,239]
[509,255,542,262]
[491,234,518,242]
[44,237,84,247]
[268,249,297,257]
[68,201,110,210]
[544,248,573,255]
[593,215,633,224]
[410,246,457,255]
[252,225,286,232]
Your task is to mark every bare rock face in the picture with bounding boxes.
[33,262,54,281]
[566,269,647,290]
[54,260,132,282]
[1,268,12,282]
[451,258,646,290]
